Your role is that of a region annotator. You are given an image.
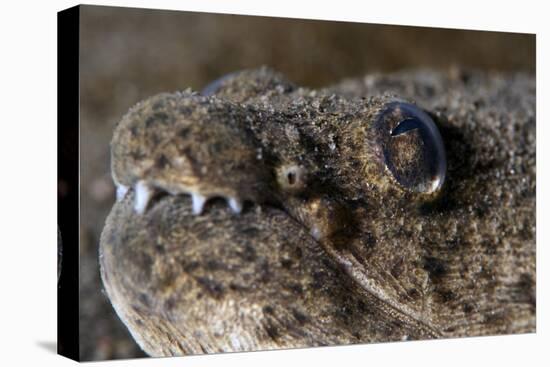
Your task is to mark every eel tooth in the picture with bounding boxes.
[116,184,129,202]
[191,193,207,215]
[310,226,322,241]
[134,181,153,214]
[227,197,243,214]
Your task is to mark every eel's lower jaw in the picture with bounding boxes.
[117,180,244,215]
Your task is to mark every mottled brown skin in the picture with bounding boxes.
[100,68,535,356]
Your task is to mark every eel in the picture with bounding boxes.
[100,67,535,356]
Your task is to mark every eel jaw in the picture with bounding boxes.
[127,180,244,216]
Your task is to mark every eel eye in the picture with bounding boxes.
[375,102,446,193]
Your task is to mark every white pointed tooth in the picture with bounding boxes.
[309,222,331,241]
[227,197,243,214]
[116,184,129,202]
[134,181,152,214]
[192,193,207,215]
[310,226,322,241]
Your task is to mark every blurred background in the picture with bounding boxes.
[77,4,535,360]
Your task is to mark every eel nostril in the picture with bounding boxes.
[287,172,296,185]
[277,164,307,193]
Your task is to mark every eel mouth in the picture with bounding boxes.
[112,184,444,340]
[115,180,335,259]
[116,181,248,216]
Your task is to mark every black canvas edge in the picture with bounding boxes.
[57,4,80,362]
